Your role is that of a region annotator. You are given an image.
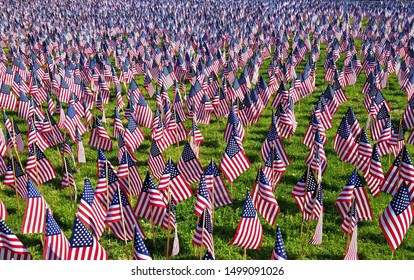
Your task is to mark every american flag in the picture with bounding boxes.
[192,209,215,259]
[194,174,212,217]
[95,160,118,207]
[263,148,286,190]
[371,104,390,141]
[58,76,71,103]
[261,112,289,166]
[203,251,215,260]
[356,128,372,177]
[379,182,413,251]
[89,116,113,151]
[335,169,373,222]
[106,187,144,241]
[134,94,153,128]
[17,91,30,121]
[134,171,167,226]
[229,189,263,250]
[303,113,327,148]
[196,94,214,125]
[61,134,75,165]
[0,83,17,111]
[25,144,56,185]
[158,159,192,204]
[43,111,64,147]
[113,108,124,139]
[43,209,70,260]
[251,168,280,226]
[334,116,358,165]
[76,178,107,240]
[223,106,245,143]
[118,150,142,197]
[21,178,48,234]
[3,157,28,200]
[62,157,76,190]
[177,142,204,184]
[0,220,33,260]
[220,129,251,183]
[365,144,384,198]
[27,121,50,152]
[64,102,87,142]
[403,96,414,129]
[150,107,164,142]
[344,222,358,260]
[68,217,108,260]
[271,225,287,260]
[124,116,144,152]
[147,140,165,179]
[133,225,152,260]
[204,159,233,207]
[291,168,317,214]
[309,211,323,245]
[76,127,86,163]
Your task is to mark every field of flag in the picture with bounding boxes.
[1,0,414,260]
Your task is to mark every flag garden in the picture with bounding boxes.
[1,0,414,260]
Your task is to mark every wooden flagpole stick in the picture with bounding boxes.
[166,188,171,260]
[116,186,128,246]
[243,248,247,260]
[391,250,394,260]
[10,119,24,171]
[300,165,311,237]
[150,204,156,247]
[10,155,21,214]
[199,211,206,260]
[230,182,233,195]
[62,155,74,211]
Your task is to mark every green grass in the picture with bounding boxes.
[1,34,413,261]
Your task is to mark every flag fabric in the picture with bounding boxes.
[106,187,144,241]
[251,168,280,226]
[3,157,28,200]
[177,142,204,184]
[309,212,323,245]
[133,225,152,260]
[89,116,113,151]
[124,116,144,152]
[62,157,76,189]
[366,144,384,198]
[379,182,413,251]
[291,168,317,213]
[43,209,70,260]
[26,144,56,185]
[344,223,358,260]
[334,116,357,165]
[271,225,287,260]
[194,174,212,217]
[192,209,215,259]
[21,178,48,234]
[118,150,143,197]
[0,220,33,260]
[148,140,165,179]
[204,159,233,207]
[158,159,192,204]
[223,107,245,143]
[134,171,167,226]
[356,128,372,176]
[229,189,263,250]
[261,112,289,166]
[68,217,108,260]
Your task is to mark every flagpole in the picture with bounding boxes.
[62,155,74,211]
[199,210,206,260]
[166,188,171,260]
[243,247,247,260]
[116,186,128,246]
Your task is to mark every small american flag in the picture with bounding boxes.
[21,178,48,234]
[192,209,215,259]
[118,150,142,197]
[229,189,263,250]
[158,159,192,204]
[220,129,250,183]
[366,144,384,198]
[44,209,70,260]
[68,217,108,260]
[194,174,212,217]
[0,199,7,220]
[147,140,165,179]
[177,142,204,184]
[334,116,358,165]
[89,116,113,151]
[124,116,144,152]
[204,159,233,207]
[3,157,28,200]
[379,182,413,251]
[133,225,152,260]
[251,168,280,226]
[271,225,287,260]
[76,178,107,240]
[0,220,33,260]
[25,144,56,185]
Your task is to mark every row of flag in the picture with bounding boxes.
[1,0,414,260]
